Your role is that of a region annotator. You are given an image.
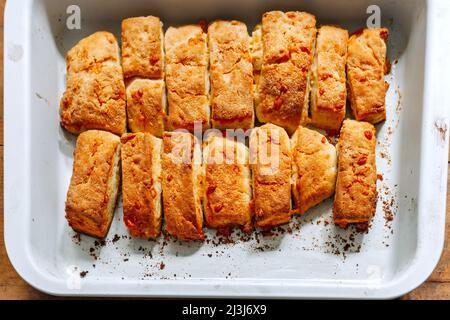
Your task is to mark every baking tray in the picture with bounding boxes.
[4,0,450,298]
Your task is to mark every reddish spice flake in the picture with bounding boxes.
[206,185,216,195]
[214,203,224,213]
[149,55,159,64]
[256,208,264,218]
[132,89,144,100]
[377,174,384,181]
[300,46,310,54]
[273,96,283,110]
[364,130,373,140]
[124,217,136,229]
[380,29,389,41]
[357,155,368,165]
[280,84,288,93]
[321,137,327,144]
[160,262,165,270]
[166,174,173,182]
[319,88,325,96]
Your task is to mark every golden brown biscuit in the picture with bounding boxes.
[165,25,208,66]
[250,124,292,228]
[65,31,120,74]
[121,132,162,238]
[311,26,348,130]
[121,16,164,79]
[161,132,204,240]
[208,20,254,129]
[256,11,316,134]
[60,32,126,135]
[65,130,121,238]
[165,25,210,132]
[126,78,166,137]
[333,119,377,229]
[347,28,389,124]
[203,135,253,233]
[291,126,337,215]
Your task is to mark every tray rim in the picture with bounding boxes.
[3,0,449,299]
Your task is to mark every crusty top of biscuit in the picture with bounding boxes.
[292,126,337,214]
[125,78,165,135]
[347,28,389,121]
[121,132,161,238]
[66,32,120,74]
[250,123,292,223]
[60,61,127,135]
[262,11,316,65]
[121,16,163,79]
[334,119,377,224]
[257,11,316,133]
[315,26,348,112]
[165,25,207,66]
[208,20,254,124]
[162,132,204,240]
[65,130,120,232]
[203,135,252,232]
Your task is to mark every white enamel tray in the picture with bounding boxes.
[4,0,450,298]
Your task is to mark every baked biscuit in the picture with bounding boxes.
[203,135,253,233]
[65,130,121,238]
[60,32,126,135]
[121,132,162,238]
[347,28,389,124]
[121,16,164,79]
[165,25,210,132]
[256,11,316,134]
[333,119,377,229]
[126,78,166,137]
[208,20,254,129]
[291,126,337,215]
[162,132,204,240]
[311,26,348,130]
[250,124,292,228]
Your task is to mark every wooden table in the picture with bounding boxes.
[0,1,448,300]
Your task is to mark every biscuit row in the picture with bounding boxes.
[60,12,389,137]
[65,120,377,239]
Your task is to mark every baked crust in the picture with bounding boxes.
[165,25,208,66]
[250,123,292,228]
[121,16,164,79]
[203,135,253,233]
[347,28,389,124]
[60,32,126,135]
[333,119,377,228]
[65,130,121,238]
[165,25,210,132]
[126,78,166,137]
[291,126,337,215]
[208,20,254,129]
[256,11,316,134]
[121,132,162,238]
[66,31,120,74]
[311,26,348,130]
[162,132,204,240]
